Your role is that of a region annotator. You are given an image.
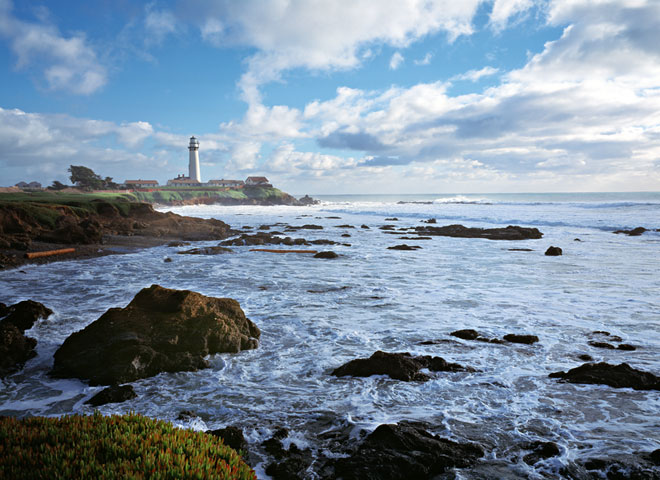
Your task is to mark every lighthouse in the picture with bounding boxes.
[188,136,201,182]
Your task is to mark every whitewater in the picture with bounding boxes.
[1,192,659,478]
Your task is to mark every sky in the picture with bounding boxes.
[1,0,659,194]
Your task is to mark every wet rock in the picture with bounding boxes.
[361,225,370,229]
[521,441,561,465]
[290,224,324,230]
[589,341,615,349]
[618,344,637,351]
[314,251,338,259]
[422,218,437,224]
[328,421,483,480]
[331,351,473,382]
[0,300,52,377]
[51,285,261,385]
[298,195,319,205]
[167,241,190,247]
[399,236,432,240]
[387,244,422,250]
[549,362,660,391]
[574,238,582,242]
[508,248,533,251]
[415,224,543,240]
[177,246,234,255]
[504,334,539,345]
[576,454,660,479]
[263,428,313,480]
[578,354,593,362]
[341,233,351,238]
[450,329,480,340]
[258,225,271,230]
[163,257,172,262]
[336,224,354,228]
[545,246,563,256]
[1,300,53,331]
[385,217,399,221]
[309,239,339,245]
[613,227,647,236]
[326,216,341,219]
[208,426,249,455]
[177,410,198,421]
[85,384,137,407]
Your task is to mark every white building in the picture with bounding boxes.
[188,136,201,182]
[124,179,159,188]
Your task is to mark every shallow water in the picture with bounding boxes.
[1,193,659,478]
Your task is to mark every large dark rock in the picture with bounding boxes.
[415,224,543,240]
[328,422,484,480]
[331,351,473,382]
[549,362,660,391]
[0,300,52,377]
[51,285,261,385]
[263,428,313,480]
[85,384,137,407]
[208,426,249,455]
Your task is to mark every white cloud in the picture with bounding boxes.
[414,52,433,66]
[188,0,484,103]
[489,0,534,32]
[144,3,181,45]
[389,52,404,70]
[450,66,500,82]
[0,0,107,95]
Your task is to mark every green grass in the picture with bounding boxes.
[0,412,256,480]
[0,187,289,206]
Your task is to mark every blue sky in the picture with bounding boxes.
[1,0,659,194]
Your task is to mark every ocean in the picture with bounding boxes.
[1,192,659,478]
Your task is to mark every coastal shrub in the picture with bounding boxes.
[0,412,256,480]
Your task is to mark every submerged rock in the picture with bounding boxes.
[521,441,561,465]
[0,300,52,377]
[549,362,660,391]
[450,329,480,340]
[504,334,539,345]
[387,244,422,250]
[314,251,338,259]
[613,227,647,236]
[51,285,261,385]
[328,421,484,480]
[331,351,474,382]
[415,224,543,240]
[85,384,137,407]
[177,246,234,255]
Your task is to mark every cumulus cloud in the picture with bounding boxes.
[389,52,404,70]
[414,52,433,66]
[292,0,660,191]
[489,0,534,32]
[0,0,107,94]
[186,0,484,103]
[450,66,500,82]
[144,3,181,45]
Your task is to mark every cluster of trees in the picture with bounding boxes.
[48,166,120,191]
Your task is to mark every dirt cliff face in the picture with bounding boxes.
[0,201,233,250]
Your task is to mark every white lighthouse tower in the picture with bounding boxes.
[188,136,201,182]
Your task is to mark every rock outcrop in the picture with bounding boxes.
[414,224,543,240]
[613,227,646,236]
[85,384,137,407]
[0,300,53,377]
[549,362,660,391]
[51,285,261,385]
[545,246,563,256]
[327,421,484,480]
[331,351,474,382]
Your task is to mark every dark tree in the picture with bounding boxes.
[48,180,69,191]
[68,165,108,190]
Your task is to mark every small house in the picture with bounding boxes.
[124,180,159,188]
[245,176,271,187]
